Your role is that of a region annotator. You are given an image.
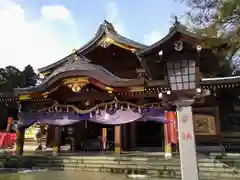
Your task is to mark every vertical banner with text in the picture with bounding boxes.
[167,111,178,144]
[164,111,171,157]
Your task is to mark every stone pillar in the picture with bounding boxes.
[53,126,61,156]
[130,122,136,150]
[114,125,121,153]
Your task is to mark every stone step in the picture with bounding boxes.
[1,155,235,172]
[19,157,226,167]
[7,154,213,163]
[32,162,240,178]
[15,158,227,169]
[33,164,240,179]
[2,155,239,179]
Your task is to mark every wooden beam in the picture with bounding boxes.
[66,92,114,102]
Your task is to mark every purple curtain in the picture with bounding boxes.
[19,108,167,126]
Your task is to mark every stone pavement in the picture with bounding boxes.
[0,171,131,180]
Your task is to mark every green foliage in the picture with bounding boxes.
[179,0,240,76]
[22,65,37,87]
[0,65,38,130]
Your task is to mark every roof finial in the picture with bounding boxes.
[72,49,77,54]
[174,16,180,25]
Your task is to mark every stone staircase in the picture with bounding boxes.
[0,153,239,179]
[211,153,240,170]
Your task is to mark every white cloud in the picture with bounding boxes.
[105,1,126,35]
[40,5,72,22]
[143,31,164,45]
[0,0,82,70]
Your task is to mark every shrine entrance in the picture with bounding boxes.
[47,121,116,151]
[135,121,164,150]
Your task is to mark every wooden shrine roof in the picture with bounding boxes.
[14,55,145,95]
[136,21,200,57]
[38,20,147,74]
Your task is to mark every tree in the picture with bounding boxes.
[0,66,22,92]
[179,0,240,76]
[180,0,240,28]
[0,65,38,130]
[21,65,37,87]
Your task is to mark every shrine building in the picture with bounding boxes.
[1,20,240,154]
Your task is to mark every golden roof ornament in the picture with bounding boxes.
[72,49,77,53]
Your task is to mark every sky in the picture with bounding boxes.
[0,0,189,71]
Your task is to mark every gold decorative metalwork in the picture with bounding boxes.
[98,36,137,52]
[129,86,144,92]
[72,49,77,53]
[105,86,113,94]
[63,77,89,92]
[99,36,113,48]
[19,94,31,100]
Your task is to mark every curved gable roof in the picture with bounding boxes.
[136,22,200,56]
[16,55,145,95]
[38,20,147,74]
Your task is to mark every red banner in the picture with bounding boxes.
[0,132,16,149]
[166,111,178,144]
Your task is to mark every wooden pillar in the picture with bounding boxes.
[53,126,61,156]
[215,107,221,134]
[102,127,107,151]
[114,125,121,153]
[130,122,136,150]
[122,124,128,151]
[46,125,54,147]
